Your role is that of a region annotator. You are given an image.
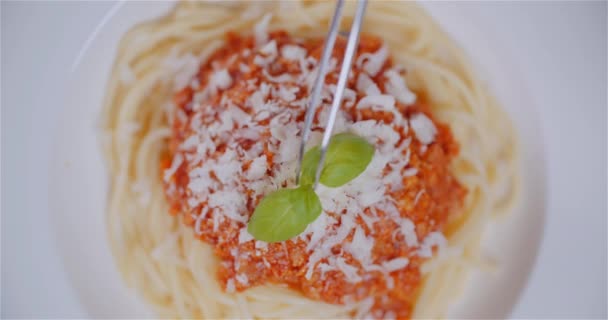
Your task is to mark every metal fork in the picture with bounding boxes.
[295,0,368,188]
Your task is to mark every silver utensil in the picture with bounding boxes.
[295,0,368,188]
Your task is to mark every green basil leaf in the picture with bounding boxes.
[247,185,322,243]
[300,146,321,186]
[301,132,375,188]
[321,132,374,187]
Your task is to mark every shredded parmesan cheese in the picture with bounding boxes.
[356,73,381,96]
[238,228,255,243]
[226,279,236,293]
[254,13,272,46]
[281,44,307,61]
[259,39,277,56]
[356,94,396,112]
[409,113,437,145]
[346,227,374,266]
[382,257,409,272]
[384,69,416,105]
[356,45,389,76]
[417,232,447,258]
[247,155,267,180]
[336,257,362,283]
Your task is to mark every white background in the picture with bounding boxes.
[1,1,606,318]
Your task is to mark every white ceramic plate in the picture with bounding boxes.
[49,2,546,318]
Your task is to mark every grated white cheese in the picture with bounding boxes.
[315,184,358,216]
[358,211,376,230]
[377,200,400,218]
[418,231,447,258]
[384,171,402,192]
[235,127,260,141]
[194,207,210,235]
[239,63,250,73]
[227,105,251,126]
[190,78,200,89]
[214,69,233,89]
[350,120,400,152]
[226,279,236,293]
[249,179,273,197]
[275,85,299,102]
[259,39,277,56]
[263,69,293,83]
[257,41,280,67]
[399,217,418,247]
[208,190,247,223]
[254,13,272,46]
[409,113,437,145]
[355,297,376,319]
[356,73,381,96]
[346,227,374,266]
[366,264,395,289]
[384,311,397,320]
[248,91,266,111]
[213,150,241,184]
[318,107,349,134]
[236,273,249,285]
[317,262,336,277]
[327,84,357,108]
[238,228,255,243]
[269,115,297,142]
[356,94,396,113]
[413,189,425,205]
[403,167,418,177]
[213,212,223,232]
[271,160,298,187]
[278,134,300,163]
[336,257,362,283]
[305,214,356,280]
[254,55,272,67]
[247,82,271,112]
[382,257,409,272]
[357,183,385,208]
[356,45,389,76]
[255,240,268,250]
[281,44,307,61]
[253,110,271,122]
[303,212,336,251]
[384,69,416,105]
[247,155,267,180]
[420,144,428,154]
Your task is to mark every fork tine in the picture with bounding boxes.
[295,0,345,185]
[312,0,368,189]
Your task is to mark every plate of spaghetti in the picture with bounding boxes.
[50,1,546,319]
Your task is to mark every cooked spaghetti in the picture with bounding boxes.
[100,1,519,319]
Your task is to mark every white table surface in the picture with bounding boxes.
[1,1,606,318]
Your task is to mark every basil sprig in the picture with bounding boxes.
[247,133,374,243]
